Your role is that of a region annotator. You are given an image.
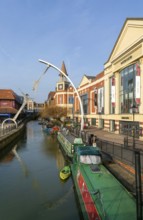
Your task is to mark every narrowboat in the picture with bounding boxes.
[71,146,137,220]
[57,129,85,158]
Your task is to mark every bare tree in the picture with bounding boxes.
[40,105,68,121]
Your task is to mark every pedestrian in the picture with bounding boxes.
[92,135,97,147]
[88,134,94,145]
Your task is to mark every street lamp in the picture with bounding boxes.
[33,59,84,132]
[132,103,137,149]
[131,105,142,219]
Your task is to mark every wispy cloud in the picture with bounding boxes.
[0,45,15,62]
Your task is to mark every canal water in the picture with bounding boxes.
[0,121,81,220]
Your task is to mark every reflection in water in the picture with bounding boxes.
[43,134,68,170]
[0,121,80,220]
[43,186,73,210]
[12,144,29,177]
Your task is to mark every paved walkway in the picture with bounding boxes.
[85,127,124,143]
[84,126,143,150]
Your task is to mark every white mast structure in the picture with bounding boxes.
[33,59,84,132]
[1,93,29,129]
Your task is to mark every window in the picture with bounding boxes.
[91,118,96,126]
[68,96,73,104]
[59,96,63,104]
[94,89,98,106]
[110,120,115,131]
[81,94,88,114]
[120,63,139,113]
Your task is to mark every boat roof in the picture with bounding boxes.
[76,146,101,156]
[72,164,136,220]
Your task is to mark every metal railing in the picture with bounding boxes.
[97,138,143,172]
[0,120,24,137]
[70,127,143,172]
[0,124,17,137]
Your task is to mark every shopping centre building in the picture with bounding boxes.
[47,18,143,139]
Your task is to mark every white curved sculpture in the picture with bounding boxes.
[1,93,29,129]
[33,59,84,132]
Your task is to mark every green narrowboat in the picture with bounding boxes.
[57,130,85,158]
[71,146,137,220]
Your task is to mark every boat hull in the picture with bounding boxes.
[57,131,84,158]
[71,147,137,220]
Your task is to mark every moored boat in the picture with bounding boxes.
[59,165,71,180]
[71,146,137,220]
[43,127,53,134]
[57,129,85,159]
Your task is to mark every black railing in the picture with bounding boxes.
[70,127,143,172]
[97,138,143,172]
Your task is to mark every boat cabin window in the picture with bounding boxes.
[79,155,101,164]
[74,138,83,144]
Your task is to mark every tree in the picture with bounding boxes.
[40,105,68,121]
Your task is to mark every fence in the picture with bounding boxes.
[97,138,143,172]
[70,127,143,172]
[0,124,17,137]
[0,120,24,137]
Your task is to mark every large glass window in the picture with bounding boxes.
[81,94,88,114]
[120,63,139,113]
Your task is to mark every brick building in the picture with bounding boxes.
[0,89,23,121]
[47,18,143,140]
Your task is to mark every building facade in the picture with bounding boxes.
[47,18,143,139]
[0,89,23,121]
[104,18,143,139]
[52,62,74,117]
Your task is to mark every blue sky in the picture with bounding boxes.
[0,0,143,102]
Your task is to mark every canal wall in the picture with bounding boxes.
[0,123,26,150]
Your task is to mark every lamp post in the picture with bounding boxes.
[34,59,84,132]
[131,105,142,219]
[132,103,137,149]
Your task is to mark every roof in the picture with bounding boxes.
[76,146,101,156]
[105,17,143,64]
[0,107,18,114]
[47,91,55,100]
[85,75,96,81]
[0,89,23,103]
[78,75,95,87]
[60,61,68,76]
[0,89,16,100]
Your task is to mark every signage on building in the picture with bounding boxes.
[135,63,140,105]
[111,77,115,106]
[121,117,130,119]
[98,87,104,113]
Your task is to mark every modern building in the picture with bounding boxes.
[104,18,143,139]
[47,18,143,140]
